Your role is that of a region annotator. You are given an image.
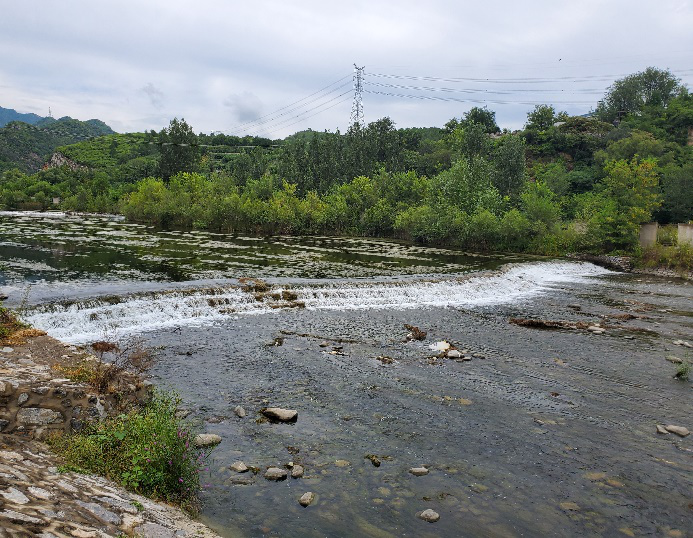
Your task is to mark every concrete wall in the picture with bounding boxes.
[679,223,693,246]
[639,222,658,248]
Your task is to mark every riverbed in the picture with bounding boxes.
[1,212,691,537]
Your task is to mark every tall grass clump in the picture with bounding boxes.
[49,391,208,513]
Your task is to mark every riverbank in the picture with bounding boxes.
[0,331,222,537]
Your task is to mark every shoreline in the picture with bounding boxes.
[0,331,222,537]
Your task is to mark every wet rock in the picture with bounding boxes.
[418,509,439,522]
[365,454,381,467]
[233,405,246,418]
[262,407,298,422]
[291,465,304,478]
[230,461,248,473]
[193,434,222,448]
[559,501,580,511]
[472,352,485,358]
[409,467,429,476]
[299,492,315,507]
[656,424,669,434]
[446,350,462,359]
[673,340,691,348]
[666,356,683,364]
[264,467,288,481]
[319,341,330,348]
[430,341,451,352]
[335,459,350,467]
[664,425,690,437]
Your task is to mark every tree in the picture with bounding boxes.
[158,118,200,181]
[595,67,684,123]
[463,107,499,134]
[525,105,556,131]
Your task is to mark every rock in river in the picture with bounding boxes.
[264,467,288,481]
[299,492,315,507]
[446,350,462,359]
[233,405,247,418]
[291,465,304,478]
[409,467,429,476]
[664,425,690,437]
[418,509,440,522]
[193,434,221,448]
[262,407,298,422]
[230,461,248,473]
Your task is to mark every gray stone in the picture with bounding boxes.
[28,486,53,500]
[193,433,222,448]
[664,425,690,437]
[409,467,429,476]
[299,491,315,506]
[262,407,298,422]
[75,500,122,525]
[446,350,462,359]
[0,419,9,431]
[291,465,304,478]
[230,461,248,473]
[666,356,683,364]
[135,522,178,538]
[472,353,486,358]
[656,424,669,434]
[16,407,64,425]
[264,467,288,481]
[0,486,30,504]
[233,405,246,418]
[1,347,14,353]
[32,386,51,395]
[0,509,41,523]
[418,509,440,522]
[17,392,29,405]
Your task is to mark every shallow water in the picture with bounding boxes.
[2,212,691,538]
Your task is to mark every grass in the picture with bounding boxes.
[0,302,29,342]
[637,242,693,274]
[48,391,209,513]
[674,360,690,381]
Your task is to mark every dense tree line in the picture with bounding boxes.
[1,67,691,257]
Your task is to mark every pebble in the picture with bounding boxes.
[664,425,690,437]
[299,492,315,507]
[334,460,350,467]
[673,340,691,348]
[1,347,14,353]
[409,467,429,476]
[666,356,683,364]
[418,509,440,522]
[291,465,304,478]
[233,406,246,418]
[262,407,298,422]
[656,424,669,434]
[446,350,462,359]
[193,434,222,448]
[230,461,248,473]
[264,467,288,481]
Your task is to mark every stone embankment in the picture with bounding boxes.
[0,332,221,538]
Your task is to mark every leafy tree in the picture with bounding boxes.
[158,118,200,181]
[491,134,526,197]
[525,105,556,132]
[595,67,684,123]
[463,107,499,134]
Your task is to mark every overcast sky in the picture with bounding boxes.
[2,1,692,138]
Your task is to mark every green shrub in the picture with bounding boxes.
[48,391,208,513]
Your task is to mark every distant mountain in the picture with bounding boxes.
[0,116,116,173]
[0,106,45,128]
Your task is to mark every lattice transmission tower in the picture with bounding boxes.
[350,64,365,128]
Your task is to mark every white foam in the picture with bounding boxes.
[24,261,610,343]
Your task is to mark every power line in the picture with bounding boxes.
[223,74,352,134]
[261,93,353,137]
[365,80,606,95]
[363,89,595,106]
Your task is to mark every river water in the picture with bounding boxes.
[2,212,691,538]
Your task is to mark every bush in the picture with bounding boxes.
[48,391,208,513]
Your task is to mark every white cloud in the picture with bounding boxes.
[1,0,691,136]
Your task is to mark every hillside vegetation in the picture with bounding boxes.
[1,67,691,259]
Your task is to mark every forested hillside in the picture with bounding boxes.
[1,67,691,262]
[0,116,115,174]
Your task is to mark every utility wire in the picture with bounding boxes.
[223,74,352,134]
[363,89,595,106]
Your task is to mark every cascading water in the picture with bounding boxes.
[24,261,611,343]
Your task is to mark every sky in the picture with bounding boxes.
[1,0,692,138]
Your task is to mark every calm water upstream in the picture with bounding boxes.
[5,212,691,538]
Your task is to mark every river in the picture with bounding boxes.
[1,211,691,538]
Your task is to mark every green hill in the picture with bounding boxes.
[0,106,45,128]
[0,117,116,173]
